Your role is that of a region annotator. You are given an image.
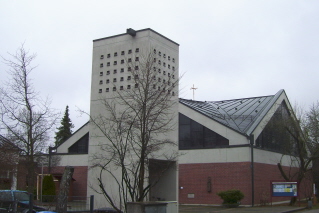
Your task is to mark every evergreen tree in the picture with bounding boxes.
[54,106,74,147]
[42,174,56,202]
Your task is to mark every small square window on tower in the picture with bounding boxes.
[159,51,161,56]
[107,62,110,66]
[121,59,124,64]
[121,68,124,73]
[128,58,132,62]
[172,58,175,63]
[100,72,103,76]
[120,86,124,90]
[154,58,156,62]
[163,71,166,75]
[135,83,138,88]
[99,89,102,93]
[107,54,111,58]
[135,48,139,53]
[168,56,170,60]
[120,77,124,81]
[114,52,118,57]
[113,78,117,82]
[107,71,110,75]
[172,66,175,71]
[100,63,103,68]
[158,60,161,65]
[99,80,103,85]
[121,51,125,55]
[163,54,166,58]
[127,76,131,80]
[135,66,139,70]
[154,49,156,54]
[127,85,131,89]
[113,69,117,74]
[100,55,104,59]
[106,88,109,92]
[113,61,117,65]
[163,79,166,84]
[113,87,116,91]
[128,49,132,54]
[153,67,156,71]
[153,84,156,89]
[134,75,138,79]
[163,62,166,67]
[128,67,132,71]
[158,78,161,82]
[168,64,170,69]
[135,57,139,61]
[158,68,161,73]
[106,79,110,83]
[168,73,171,77]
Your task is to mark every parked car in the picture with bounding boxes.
[0,190,46,213]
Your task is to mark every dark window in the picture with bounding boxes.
[99,80,103,85]
[113,61,117,65]
[163,71,166,75]
[106,88,109,92]
[121,68,124,73]
[128,49,132,54]
[163,62,166,67]
[121,59,124,64]
[107,54,111,58]
[134,75,138,79]
[168,64,170,69]
[163,54,166,58]
[256,101,296,154]
[154,49,156,54]
[128,67,132,71]
[127,76,131,80]
[68,133,89,154]
[106,79,110,83]
[100,63,103,68]
[128,58,132,62]
[127,85,131,89]
[121,51,125,55]
[113,78,117,82]
[100,72,103,76]
[120,86,124,90]
[114,52,118,57]
[159,51,161,56]
[135,57,139,61]
[113,69,117,74]
[179,113,229,150]
[113,87,116,91]
[172,58,175,63]
[107,71,110,75]
[135,48,139,52]
[100,55,104,59]
[99,89,102,93]
[135,83,138,88]
[107,62,110,66]
[120,77,124,81]
[168,56,170,60]
[135,66,139,70]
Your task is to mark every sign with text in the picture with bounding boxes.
[272,181,298,197]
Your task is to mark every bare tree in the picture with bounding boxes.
[87,49,179,212]
[0,44,59,193]
[263,102,319,204]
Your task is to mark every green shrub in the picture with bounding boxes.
[217,189,244,204]
[42,175,56,202]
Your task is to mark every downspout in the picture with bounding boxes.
[250,134,255,207]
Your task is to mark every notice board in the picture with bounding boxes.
[271,181,298,197]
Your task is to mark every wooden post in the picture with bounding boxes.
[56,166,74,213]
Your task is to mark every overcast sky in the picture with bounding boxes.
[1,0,318,142]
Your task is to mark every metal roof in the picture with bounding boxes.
[179,90,285,136]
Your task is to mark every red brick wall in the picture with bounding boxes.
[179,162,312,205]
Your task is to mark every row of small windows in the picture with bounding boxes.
[100,59,175,70]
[100,48,140,59]
[153,49,175,62]
[99,67,175,78]
[99,86,176,95]
[99,76,174,85]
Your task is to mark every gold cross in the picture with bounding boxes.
[190,84,198,100]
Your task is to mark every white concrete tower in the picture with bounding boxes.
[88,28,179,209]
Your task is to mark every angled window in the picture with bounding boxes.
[68,133,89,154]
[179,113,229,150]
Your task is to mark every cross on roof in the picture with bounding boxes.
[190,84,198,100]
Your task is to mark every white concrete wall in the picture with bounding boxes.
[58,154,89,166]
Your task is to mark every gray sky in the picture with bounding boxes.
[1,0,319,142]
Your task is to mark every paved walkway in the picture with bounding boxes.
[179,205,308,213]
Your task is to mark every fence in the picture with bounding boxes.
[34,195,94,212]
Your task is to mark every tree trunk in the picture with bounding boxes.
[56,166,74,213]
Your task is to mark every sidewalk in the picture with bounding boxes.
[179,205,307,213]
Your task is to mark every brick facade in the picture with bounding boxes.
[179,162,312,205]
